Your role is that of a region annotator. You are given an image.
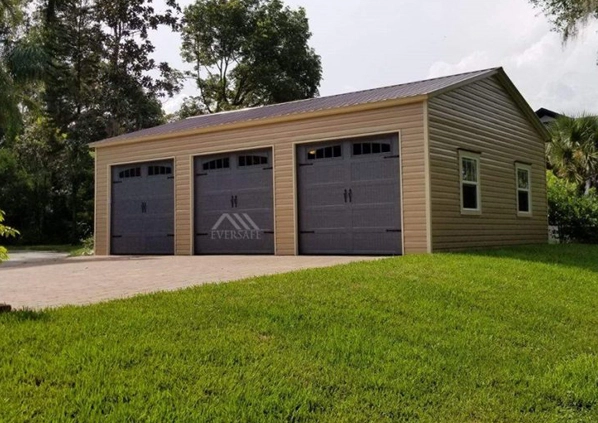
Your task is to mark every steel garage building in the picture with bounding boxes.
[90,67,549,256]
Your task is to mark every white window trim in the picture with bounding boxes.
[459,151,481,215]
[515,163,533,217]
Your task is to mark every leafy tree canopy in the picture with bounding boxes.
[179,0,322,115]
[0,0,47,141]
[531,0,598,40]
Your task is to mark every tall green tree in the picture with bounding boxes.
[94,0,183,136]
[0,0,46,142]
[547,115,598,193]
[180,0,322,115]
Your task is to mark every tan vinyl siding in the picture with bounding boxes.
[94,102,428,255]
[428,75,547,251]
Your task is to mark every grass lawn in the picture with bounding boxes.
[1,245,598,422]
[7,244,92,257]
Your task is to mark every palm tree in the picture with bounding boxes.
[547,115,598,194]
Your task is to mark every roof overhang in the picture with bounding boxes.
[89,94,429,149]
[90,67,549,149]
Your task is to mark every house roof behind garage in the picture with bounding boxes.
[91,68,501,147]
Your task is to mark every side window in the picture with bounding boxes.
[148,165,172,176]
[353,142,391,156]
[307,145,342,160]
[203,158,230,171]
[459,151,481,213]
[516,164,532,215]
[238,155,268,167]
[118,167,141,179]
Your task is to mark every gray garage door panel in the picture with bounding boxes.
[194,150,274,255]
[297,145,351,255]
[297,134,402,255]
[111,160,174,255]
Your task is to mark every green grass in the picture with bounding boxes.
[7,244,76,253]
[2,245,598,422]
[7,244,92,257]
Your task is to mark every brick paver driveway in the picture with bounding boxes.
[0,255,372,309]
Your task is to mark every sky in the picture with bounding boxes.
[151,0,598,116]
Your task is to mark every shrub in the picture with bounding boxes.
[80,235,94,255]
[0,210,18,263]
[547,172,598,243]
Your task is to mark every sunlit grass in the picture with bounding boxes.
[1,245,597,422]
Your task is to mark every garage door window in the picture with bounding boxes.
[307,145,341,160]
[459,151,481,213]
[238,155,268,167]
[119,167,141,179]
[353,142,391,156]
[148,165,172,176]
[516,163,532,216]
[203,158,230,171]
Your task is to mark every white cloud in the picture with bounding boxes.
[427,20,598,115]
[428,52,497,78]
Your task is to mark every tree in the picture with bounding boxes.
[43,0,182,139]
[547,115,598,193]
[547,171,598,243]
[0,0,46,142]
[180,0,322,115]
[530,0,598,40]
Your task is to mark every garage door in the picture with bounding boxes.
[297,134,402,255]
[194,149,274,254]
[111,160,175,255]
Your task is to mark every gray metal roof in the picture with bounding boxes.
[92,68,499,146]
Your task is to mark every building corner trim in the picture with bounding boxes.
[423,100,433,253]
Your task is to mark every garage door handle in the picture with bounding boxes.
[231,196,234,208]
[344,189,348,203]
[234,195,238,208]
[386,229,402,233]
[141,202,147,213]
[348,189,352,203]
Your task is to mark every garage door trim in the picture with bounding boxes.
[191,145,276,255]
[293,130,403,255]
[108,156,176,255]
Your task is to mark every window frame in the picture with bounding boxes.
[238,155,269,168]
[459,150,482,215]
[147,165,172,176]
[118,167,141,179]
[352,141,392,157]
[515,163,533,217]
[306,144,342,161]
[202,157,230,171]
